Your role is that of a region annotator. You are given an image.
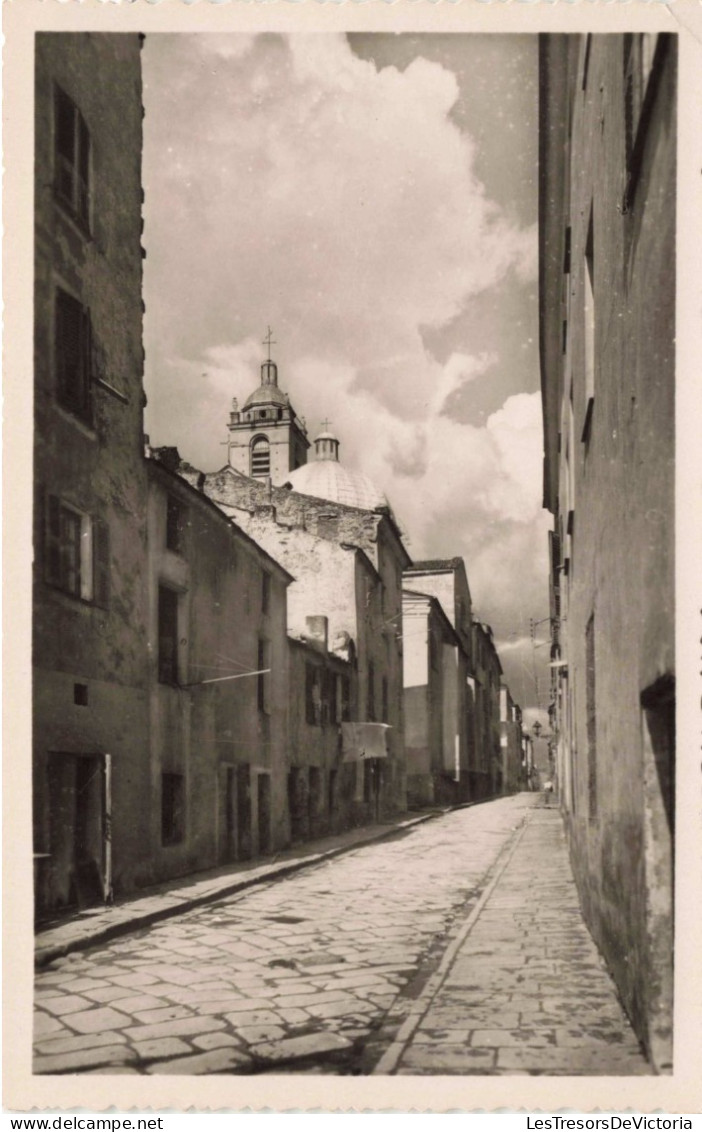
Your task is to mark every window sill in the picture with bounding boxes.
[42,582,105,610]
[53,401,98,441]
[53,192,92,243]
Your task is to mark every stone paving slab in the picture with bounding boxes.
[36,808,462,967]
[34,794,534,1075]
[379,808,652,1077]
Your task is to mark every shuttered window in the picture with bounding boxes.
[54,85,90,228]
[251,437,270,478]
[45,494,108,605]
[55,288,92,423]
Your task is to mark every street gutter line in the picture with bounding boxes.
[371,808,532,1076]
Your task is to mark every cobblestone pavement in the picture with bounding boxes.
[378,808,650,1077]
[33,795,650,1077]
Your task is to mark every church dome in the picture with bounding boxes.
[243,359,290,411]
[244,384,289,410]
[285,427,389,511]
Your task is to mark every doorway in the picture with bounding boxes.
[257,772,271,856]
[46,753,105,912]
[236,763,252,860]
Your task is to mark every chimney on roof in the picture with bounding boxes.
[305,615,329,654]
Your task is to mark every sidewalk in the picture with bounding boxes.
[35,806,459,969]
[374,806,651,1076]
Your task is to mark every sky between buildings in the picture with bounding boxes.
[142,33,552,721]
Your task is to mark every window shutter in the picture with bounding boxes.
[45,494,62,585]
[93,519,110,607]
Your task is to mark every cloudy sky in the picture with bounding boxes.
[142,33,552,719]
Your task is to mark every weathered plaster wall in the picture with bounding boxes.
[146,463,291,885]
[540,35,675,1069]
[202,466,408,817]
[33,34,148,913]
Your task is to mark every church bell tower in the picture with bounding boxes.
[227,328,310,484]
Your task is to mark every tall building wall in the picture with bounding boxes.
[33,34,148,915]
[540,34,676,1071]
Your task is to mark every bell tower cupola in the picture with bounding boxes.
[226,327,310,484]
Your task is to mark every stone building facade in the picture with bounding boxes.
[401,589,461,808]
[499,684,524,794]
[33,34,148,917]
[472,621,503,799]
[539,33,676,1071]
[401,560,474,805]
[196,452,410,821]
[146,454,292,881]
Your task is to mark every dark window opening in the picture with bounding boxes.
[257,638,270,714]
[161,772,185,846]
[73,683,88,706]
[166,495,185,553]
[158,586,179,685]
[54,85,90,228]
[261,571,270,615]
[55,288,92,423]
[340,674,351,722]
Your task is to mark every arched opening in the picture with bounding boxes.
[251,435,270,478]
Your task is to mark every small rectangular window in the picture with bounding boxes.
[55,288,92,423]
[257,638,270,714]
[166,495,184,553]
[261,571,270,615]
[161,773,185,846]
[158,586,179,685]
[54,85,90,228]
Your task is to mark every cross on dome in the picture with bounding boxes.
[262,326,276,362]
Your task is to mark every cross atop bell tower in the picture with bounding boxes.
[263,325,276,362]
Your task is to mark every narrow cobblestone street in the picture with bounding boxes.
[33,796,650,1077]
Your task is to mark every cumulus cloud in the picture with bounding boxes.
[142,32,549,708]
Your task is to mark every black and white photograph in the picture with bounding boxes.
[4,0,701,1115]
